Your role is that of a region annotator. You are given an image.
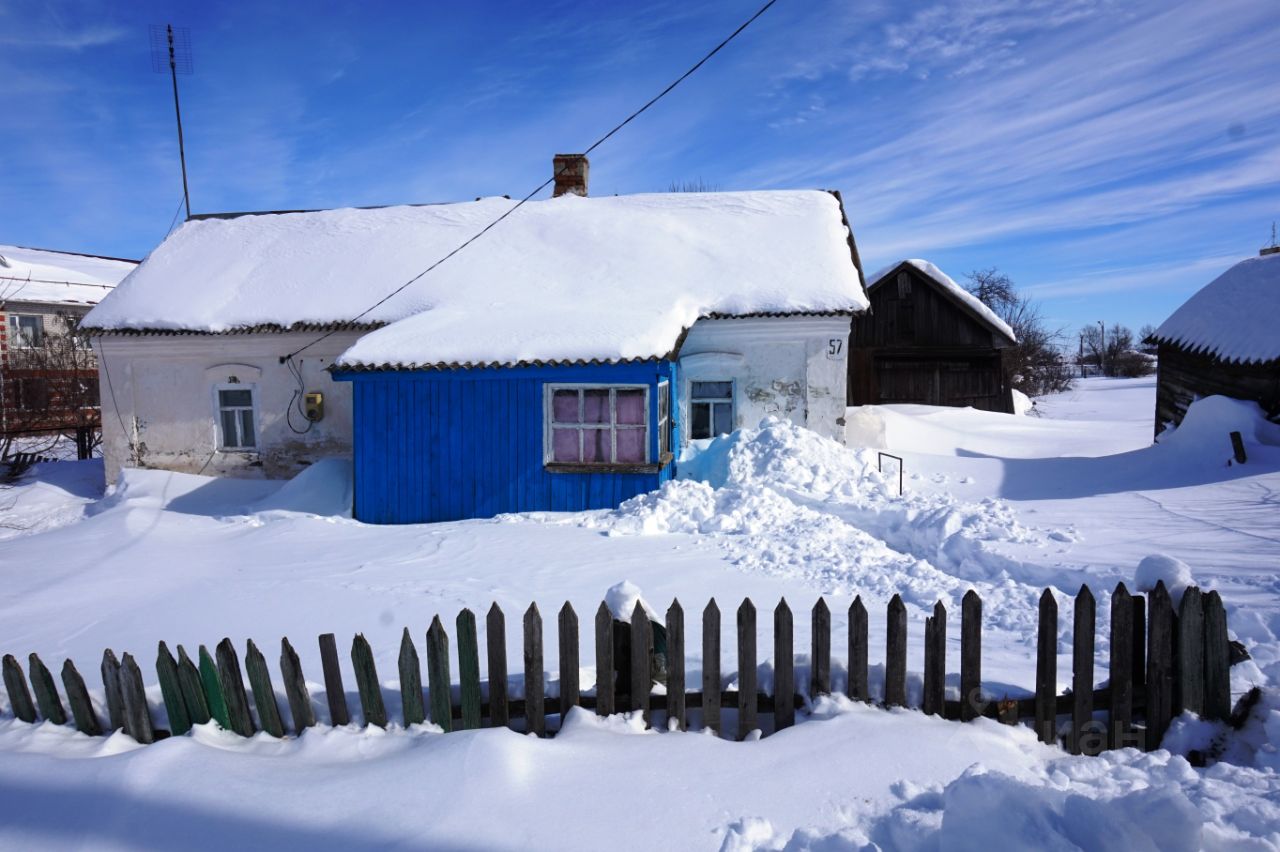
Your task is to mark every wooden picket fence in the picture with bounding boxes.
[0,581,1234,755]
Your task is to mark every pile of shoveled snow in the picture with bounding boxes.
[582,419,1060,629]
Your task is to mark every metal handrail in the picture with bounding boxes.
[878,451,904,496]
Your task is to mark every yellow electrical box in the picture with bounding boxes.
[304,392,324,422]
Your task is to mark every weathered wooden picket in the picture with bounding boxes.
[0,581,1236,755]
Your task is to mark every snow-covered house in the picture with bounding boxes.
[1,245,137,451]
[1149,248,1280,437]
[84,164,869,521]
[848,259,1017,413]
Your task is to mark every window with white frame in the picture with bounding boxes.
[7,314,43,348]
[215,386,257,450]
[689,380,734,439]
[546,385,648,465]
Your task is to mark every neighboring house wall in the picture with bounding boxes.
[1154,343,1280,437]
[1,303,100,441]
[849,266,1012,413]
[678,315,851,444]
[93,331,365,483]
[335,360,677,524]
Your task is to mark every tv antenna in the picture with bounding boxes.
[150,24,193,220]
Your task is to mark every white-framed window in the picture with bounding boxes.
[545,384,648,465]
[657,380,671,458]
[689,380,734,439]
[7,314,43,348]
[214,385,258,451]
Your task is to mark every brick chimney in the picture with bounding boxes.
[552,154,589,198]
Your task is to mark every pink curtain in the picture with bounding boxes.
[615,389,644,424]
[615,427,645,463]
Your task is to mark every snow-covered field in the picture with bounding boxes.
[0,376,1277,850]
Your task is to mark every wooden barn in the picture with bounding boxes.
[848,259,1017,413]
[1150,247,1280,438]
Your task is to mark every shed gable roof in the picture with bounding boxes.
[865,259,1016,346]
[1151,253,1280,365]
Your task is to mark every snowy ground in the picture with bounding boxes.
[0,376,1277,849]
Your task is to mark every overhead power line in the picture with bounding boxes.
[282,0,780,362]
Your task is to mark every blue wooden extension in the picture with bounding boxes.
[333,360,678,524]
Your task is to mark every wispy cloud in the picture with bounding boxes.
[0,0,1275,338]
[0,21,126,50]
[848,0,1109,80]
[745,0,1280,258]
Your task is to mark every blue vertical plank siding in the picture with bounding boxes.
[333,360,678,524]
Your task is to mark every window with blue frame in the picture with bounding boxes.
[545,384,648,465]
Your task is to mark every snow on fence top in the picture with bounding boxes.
[0,244,137,307]
[867,259,1016,344]
[1152,252,1280,364]
[82,191,868,368]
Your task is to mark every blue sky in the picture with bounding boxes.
[2,0,1277,342]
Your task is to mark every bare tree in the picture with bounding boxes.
[964,269,1073,398]
[965,268,1020,316]
[667,178,720,193]
[1080,324,1153,377]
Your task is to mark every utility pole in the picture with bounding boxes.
[151,25,193,220]
[1097,320,1105,377]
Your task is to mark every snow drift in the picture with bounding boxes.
[582,418,1052,629]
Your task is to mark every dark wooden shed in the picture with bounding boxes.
[848,259,1017,412]
[1150,248,1280,438]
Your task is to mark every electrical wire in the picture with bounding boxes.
[281,0,780,363]
[162,193,187,240]
[284,355,315,434]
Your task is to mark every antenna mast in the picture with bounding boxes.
[151,24,193,220]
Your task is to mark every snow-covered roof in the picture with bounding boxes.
[0,245,136,308]
[83,191,868,367]
[1152,252,1280,365]
[866,259,1017,345]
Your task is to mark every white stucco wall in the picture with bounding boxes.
[93,331,366,484]
[678,315,851,444]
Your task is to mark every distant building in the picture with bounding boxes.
[1149,248,1280,437]
[848,259,1017,413]
[0,245,137,456]
[84,156,870,523]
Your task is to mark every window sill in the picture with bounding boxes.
[545,452,674,475]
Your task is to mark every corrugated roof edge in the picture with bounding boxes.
[1144,334,1280,367]
[331,309,857,373]
[331,355,668,374]
[82,320,386,336]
